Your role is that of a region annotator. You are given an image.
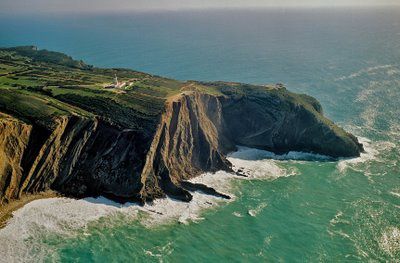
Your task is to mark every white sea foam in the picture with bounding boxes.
[386,69,400,76]
[329,211,344,226]
[360,105,378,128]
[227,151,302,182]
[0,197,138,262]
[141,181,231,226]
[336,137,381,174]
[227,147,330,181]
[389,191,400,198]
[144,241,174,259]
[229,146,332,162]
[335,64,395,81]
[356,86,377,102]
[379,227,400,257]
[388,124,400,142]
[0,186,230,262]
[248,202,268,217]
[0,147,298,261]
[233,211,243,218]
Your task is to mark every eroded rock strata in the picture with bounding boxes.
[0,45,363,206]
[0,89,363,205]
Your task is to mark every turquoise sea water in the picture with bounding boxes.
[0,8,399,262]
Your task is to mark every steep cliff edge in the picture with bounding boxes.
[0,114,98,205]
[0,46,364,208]
[219,89,362,157]
[140,92,235,201]
[0,113,32,204]
[139,89,363,201]
[0,88,364,205]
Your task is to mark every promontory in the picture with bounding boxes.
[0,46,363,210]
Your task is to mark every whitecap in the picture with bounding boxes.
[334,64,395,81]
[233,212,243,218]
[389,191,400,198]
[0,197,138,262]
[229,146,332,162]
[379,227,400,257]
[338,136,397,176]
[360,106,378,128]
[145,241,174,259]
[248,210,256,217]
[329,211,344,226]
[337,137,378,173]
[247,202,268,217]
[388,124,400,141]
[386,69,400,76]
[0,146,298,261]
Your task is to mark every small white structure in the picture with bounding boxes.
[114,74,119,86]
[104,74,128,89]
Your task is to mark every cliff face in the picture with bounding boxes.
[220,92,362,157]
[140,92,235,201]
[138,91,363,201]
[0,90,364,204]
[0,114,32,204]
[0,114,96,205]
[0,46,364,206]
[0,114,151,205]
[55,119,150,201]
[0,88,364,205]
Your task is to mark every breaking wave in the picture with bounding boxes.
[334,64,396,81]
[337,137,396,175]
[0,146,298,262]
[229,146,333,161]
[380,227,400,257]
[328,198,400,261]
[247,202,268,217]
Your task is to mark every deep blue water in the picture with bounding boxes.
[2,8,400,121]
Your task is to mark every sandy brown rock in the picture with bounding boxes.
[0,113,32,204]
[140,92,234,201]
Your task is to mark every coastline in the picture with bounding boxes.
[0,190,59,228]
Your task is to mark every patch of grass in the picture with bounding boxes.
[0,47,185,128]
[0,88,70,127]
[0,46,339,139]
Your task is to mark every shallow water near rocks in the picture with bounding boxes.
[0,8,399,262]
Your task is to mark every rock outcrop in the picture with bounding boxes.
[138,90,363,201]
[0,113,32,204]
[140,92,234,202]
[0,87,364,205]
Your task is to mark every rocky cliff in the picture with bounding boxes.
[0,47,364,206]
[0,88,364,205]
[139,89,363,202]
[0,113,32,204]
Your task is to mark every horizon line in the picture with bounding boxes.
[1,4,400,15]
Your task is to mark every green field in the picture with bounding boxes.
[0,46,187,130]
[0,46,320,131]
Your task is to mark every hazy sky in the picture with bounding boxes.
[1,0,399,13]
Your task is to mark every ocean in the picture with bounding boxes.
[0,7,399,262]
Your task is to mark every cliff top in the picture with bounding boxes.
[0,46,331,132]
[0,46,363,213]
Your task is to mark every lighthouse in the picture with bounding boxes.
[104,73,128,89]
[114,74,119,86]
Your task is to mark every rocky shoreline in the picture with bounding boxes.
[0,90,363,207]
[0,46,363,215]
[0,190,58,228]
